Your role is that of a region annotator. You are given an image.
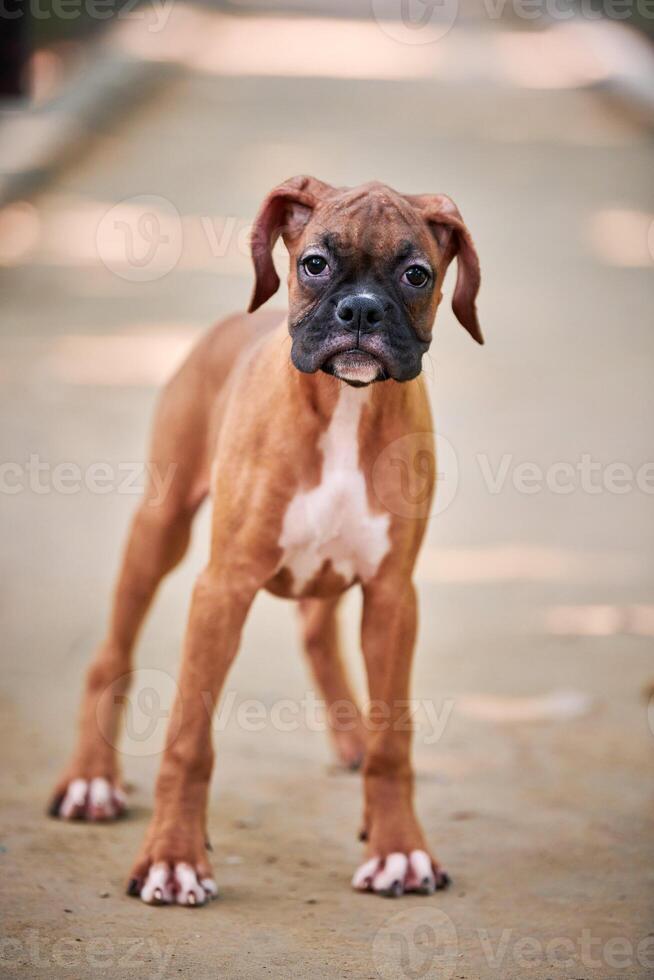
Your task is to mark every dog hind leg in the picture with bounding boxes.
[49,375,210,822]
[298,596,366,770]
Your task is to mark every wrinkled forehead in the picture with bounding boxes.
[302,185,435,262]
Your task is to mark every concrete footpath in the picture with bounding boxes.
[1,6,653,979]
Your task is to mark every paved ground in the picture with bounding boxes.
[1,6,653,979]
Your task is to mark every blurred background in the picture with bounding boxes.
[1,1,653,978]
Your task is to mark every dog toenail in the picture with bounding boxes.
[126,878,140,897]
[187,892,197,906]
[48,794,64,818]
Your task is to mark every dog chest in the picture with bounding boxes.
[278,386,391,593]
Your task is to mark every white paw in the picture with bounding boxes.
[134,862,218,907]
[53,777,126,821]
[352,850,450,897]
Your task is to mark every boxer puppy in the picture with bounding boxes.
[50,176,483,905]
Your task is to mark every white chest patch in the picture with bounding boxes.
[278,386,391,594]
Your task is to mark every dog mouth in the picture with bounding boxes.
[322,349,384,386]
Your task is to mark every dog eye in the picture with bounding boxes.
[403,265,430,287]
[302,255,328,276]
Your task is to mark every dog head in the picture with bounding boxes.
[249,176,483,386]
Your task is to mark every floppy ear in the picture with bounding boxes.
[248,175,333,313]
[407,193,484,345]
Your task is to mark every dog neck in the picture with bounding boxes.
[291,359,410,433]
[270,318,413,429]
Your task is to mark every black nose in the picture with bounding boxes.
[335,294,384,330]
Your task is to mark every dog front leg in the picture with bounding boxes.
[352,576,450,898]
[127,565,256,906]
